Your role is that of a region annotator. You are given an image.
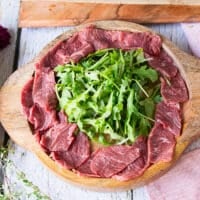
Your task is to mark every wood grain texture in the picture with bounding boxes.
[7,143,133,200]
[0,0,20,86]
[1,21,200,192]
[0,0,20,145]
[19,1,200,27]
[21,0,200,5]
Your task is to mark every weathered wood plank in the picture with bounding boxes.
[149,24,192,54]
[18,27,69,66]
[0,0,20,86]
[19,2,200,27]
[21,0,200,5]
[0,0,20,145]
[7,146,132,199]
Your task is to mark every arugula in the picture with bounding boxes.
[55,48,161,145]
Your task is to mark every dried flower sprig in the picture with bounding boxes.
[0,145,51,200]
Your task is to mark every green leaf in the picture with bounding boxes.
[140,98,155,118]
[133,66,158,82]
[55,48,161,145]
[138,118,151,136]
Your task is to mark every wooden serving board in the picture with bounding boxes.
[1,21,200,191]
[19,0,200,27]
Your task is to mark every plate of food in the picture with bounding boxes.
[0,20,200,191]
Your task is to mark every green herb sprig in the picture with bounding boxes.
[0,145,51,200]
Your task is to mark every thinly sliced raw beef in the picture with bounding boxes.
[76,159,94,177]
[28,103,56,131]
[112,31,161,55]
[155,101,182,136]
[147,50,178,78]
[51,132,90,169]
[146,149,200,200]
[79,26,162,55]
[34,131,50,153]
[114,137,148,181]
[57,111,68,123]
[32,70,57,109]
[114,157,147,181]
[40,123,77,152]
[34,131,41,143]
[70,43,94,63]
[161,72,189,103]
[26,70,58,131]
[148,123,176,164]
[35,41,64,71]
[21,78,34,117]
[76,147,106,178]
[35,26,162,72]
[53,36,94,65]
[79,26,111,50]
[76,157,100,178]
[90,144,140,178]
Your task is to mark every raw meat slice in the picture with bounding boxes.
[76,158,100,178]
[36,26,161,72]
[53,38,94,65]
[51,132,90,169]
[90,144,140,178]
[147,50,178,78]
[32,70,57,110]
[21,78,34,117]
[34,131,50,153]
[80,26,161,55]
[78,26,112,50]
[155,101,182,136]
[113,137,148,181]
[28,103,57,131]
[161,72,189,103]
[57,111,68,123]
[114,157,147,181]
[40,123,77,152]
[148,123,176,164]
[24,70,58,131]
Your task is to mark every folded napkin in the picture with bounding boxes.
[181,23,200,58]
[146,148,200,200]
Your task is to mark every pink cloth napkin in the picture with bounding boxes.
[146,148,200,200]
[181,23,200,58]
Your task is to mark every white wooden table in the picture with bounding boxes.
[1,1,200,200]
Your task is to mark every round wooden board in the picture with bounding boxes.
[1,20,200,191]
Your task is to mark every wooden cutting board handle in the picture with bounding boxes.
[0,21,200,190]
[168,48,200,142]
[0,63,39,152]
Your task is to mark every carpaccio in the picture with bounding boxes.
[21,26,189,181]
